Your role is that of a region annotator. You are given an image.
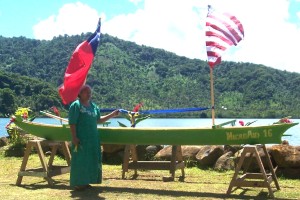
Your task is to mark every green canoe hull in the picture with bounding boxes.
[14,119,298,145]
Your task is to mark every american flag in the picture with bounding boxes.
[206,5,244,68]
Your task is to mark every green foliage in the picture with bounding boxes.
[5,123,28,157]
[117,121,127,127]
[0,88,16,115]
[0,70,62,116]
[118,113,150,127]
[245,120,257,126]
[6,124,27,147]
[0,35,300,118]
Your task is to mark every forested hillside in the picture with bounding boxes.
[0,34,300,118]
[0,70,61,115]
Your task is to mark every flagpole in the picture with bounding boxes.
[209,67,215,126]
[206,5,244,127]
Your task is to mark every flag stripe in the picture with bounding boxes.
[206,20,237,45]
[206,30,234,46]
[224,13,244,38]
[205,5,244,68]
[207,51,221,57]
[208,11,244,42]
[206,41,227,51]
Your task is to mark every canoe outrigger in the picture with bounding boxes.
[12,114,298,145]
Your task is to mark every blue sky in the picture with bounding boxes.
[1,0,300,73]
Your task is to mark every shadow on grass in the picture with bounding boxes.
[12,179,70,190]
[13,180,292,200]
[18,183,269,200]
[70,188,105,200]
[12,181,106,200]
[99,186,273,200]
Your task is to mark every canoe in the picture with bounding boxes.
[13,117,298,145]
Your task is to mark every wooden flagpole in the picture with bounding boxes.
[209,67,215,126]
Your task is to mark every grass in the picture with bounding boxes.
[0,149,300,200]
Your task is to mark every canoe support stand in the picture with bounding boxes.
[227,144,280,198]
[16,139,71,186]
[122,145,185,181]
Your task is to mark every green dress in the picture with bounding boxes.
[68,100,101,187]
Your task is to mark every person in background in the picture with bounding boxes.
[69,84,119,191]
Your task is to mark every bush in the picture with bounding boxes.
[5,123,28,157]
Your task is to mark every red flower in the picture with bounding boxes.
[239,120,244,126]
[51,106,60,116]
[5,117,15,129]
[22,112,28,120]
[280,118,292,123]
[133,102,143,112]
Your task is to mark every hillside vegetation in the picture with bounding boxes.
[0,34,300,118]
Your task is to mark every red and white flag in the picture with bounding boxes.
[206,5,244,68]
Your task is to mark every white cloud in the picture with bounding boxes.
[33,0,300,73]
[103,0,208,60]
[217,0,300,73]
[103,0,300,73]
[33,2,101,40]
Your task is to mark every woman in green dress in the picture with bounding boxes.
[69,85,119,191]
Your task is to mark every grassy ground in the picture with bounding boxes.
[0,149,299,200]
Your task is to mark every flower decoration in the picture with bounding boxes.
[118,102,150,128]
[133,102,143,112]
[239,120,244,126]
[5,117,16,129]
[51,106,60,117]
[14,107,32,120]
[238,120,257,126]
[275,116,292,124]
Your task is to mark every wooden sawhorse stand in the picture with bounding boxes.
[16,139,71,186]
[122,145,185,181]
[227,145,280,198]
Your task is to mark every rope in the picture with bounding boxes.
[101,107,210,115]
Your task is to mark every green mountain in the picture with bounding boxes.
[0,34,300,118]
[0,70,61,115]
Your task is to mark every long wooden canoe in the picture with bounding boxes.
[13,117,298,145]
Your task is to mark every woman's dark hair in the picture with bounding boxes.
[78,85,91,99]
